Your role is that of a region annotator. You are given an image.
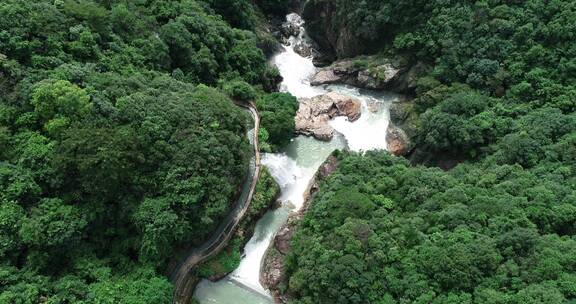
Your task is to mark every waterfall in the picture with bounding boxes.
[193,12,398,304]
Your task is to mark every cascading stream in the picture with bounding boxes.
[193,13,399,304]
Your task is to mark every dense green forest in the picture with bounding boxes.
[0,0,292,302]
[3,0,576,303]
[281,0,576,303]
[286,150,575,303]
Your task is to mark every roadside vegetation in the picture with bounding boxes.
[0,0,293,302]
[195,167,280,279]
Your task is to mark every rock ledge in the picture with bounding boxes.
[295,92,361,141]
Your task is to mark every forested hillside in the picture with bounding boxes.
[0,0,286,302]
[282,1,576,303]
[3,0,575,303]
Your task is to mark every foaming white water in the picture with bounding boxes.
[227,133,345,293]
[227,154,305,293]
[273,46,324,98]
[260,153,313,209]
[328,86,398,152]
[272,27,396,151]
[272,13,323,98]
[194,12,395,304]
[227,151,315,292]
[330,106,389,152]
[229,204,289,295]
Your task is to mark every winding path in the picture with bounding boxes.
[172,101,261,304]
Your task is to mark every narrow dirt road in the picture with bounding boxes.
[172,101,261,304]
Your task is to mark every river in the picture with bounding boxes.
[193,13,401,304]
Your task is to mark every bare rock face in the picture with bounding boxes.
[357,64,400,89]
[331,92,362,121]
[281,22,300,38]
[293,42,313,57]
[260,248,284,294]
[295,92,361,141]
[274,227,293,255]
[386,124,411,156]
[302,0,364,58]
[310,69,341,85]
[310,60,401,91]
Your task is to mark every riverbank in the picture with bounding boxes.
[194,167,281,282]
[260,153,340,303]
[172,101,262,304]
[192,11,397,304]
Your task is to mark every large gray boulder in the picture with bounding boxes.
[295,92,361,141]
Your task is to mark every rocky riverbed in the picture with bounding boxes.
[295,92,361,141]
[260,155,340,303]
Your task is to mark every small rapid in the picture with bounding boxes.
[193,13,399,303]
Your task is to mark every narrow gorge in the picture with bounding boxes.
[193,13,403,304]
[2,1,574,303]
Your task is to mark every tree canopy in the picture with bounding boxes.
[284,1,576,303]
[0,0,286,302]
[284,151,576,304]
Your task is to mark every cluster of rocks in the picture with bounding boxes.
[294,92,361,141]
[277,13,423,157]
[305,57,429,156]
[292,91,414,156]
[280,14,302,38]
[310,59,402,90]
[278,13,317,58]
[309,56,431,93]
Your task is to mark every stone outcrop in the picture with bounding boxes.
[295,92,361,141]
[279,13,318,58]
[280,13,304,40]
[293,42,313,57]
[280,20,301,39]
[386,98,418,156]
[366,98,383,113]
[386,124,411,156]
[302,1,363,59]
[312,52,336,67]
[309,69,340,85]
[310,58,406,91]
[261,155,340,304]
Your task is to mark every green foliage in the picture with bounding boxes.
[246,167,280,221]
[19,198,87,249]
[256,92,298,149]
[196,238,242,278]
[352,58,369,70]
[284,152,576,304]
[256,0,290,16]
[195,167,279,278]
[222,79,257,102]
[0,0,276,302]
[200,0,257,29]
[158,10,268,85]
[417,91,514,157]
[88,267,173,304]
[31,80,91,136]
[258,127,272,152]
